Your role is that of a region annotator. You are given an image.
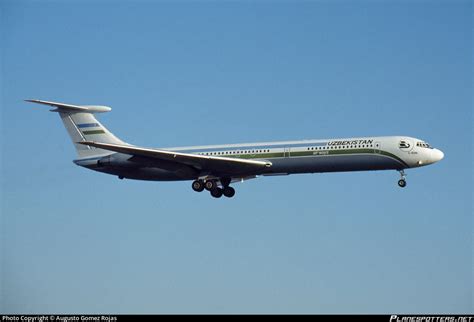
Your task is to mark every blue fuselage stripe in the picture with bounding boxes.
[77,123,100,128]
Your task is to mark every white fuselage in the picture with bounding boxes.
[28,99,444,198]
[76,135,444,181]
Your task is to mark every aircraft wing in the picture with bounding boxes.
[79,141,272,175]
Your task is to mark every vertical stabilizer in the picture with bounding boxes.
[26,99,126,158]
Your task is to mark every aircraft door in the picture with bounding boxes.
[374,142,381,154]
[284,147,291,157]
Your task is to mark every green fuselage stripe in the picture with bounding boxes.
[378,150,408,167]
[223,149,408,167]
[83,130,105,135]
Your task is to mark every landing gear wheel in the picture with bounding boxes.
[205,180,217,191]
[223,186,235,198]
[192,180,205,192]
[397,170,407,188]
[221,177,231,188]
[210,188,223,198]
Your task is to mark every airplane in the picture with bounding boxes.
[26,99,444,198]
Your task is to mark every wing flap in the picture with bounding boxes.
[79,141,272,175]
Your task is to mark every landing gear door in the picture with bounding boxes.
[374,142,381,154]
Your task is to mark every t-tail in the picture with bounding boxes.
[25,99,126,158]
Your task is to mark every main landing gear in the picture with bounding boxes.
[398,170,407,188]
[191,178,236,198]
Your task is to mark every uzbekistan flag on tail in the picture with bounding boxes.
[77,123,105,135]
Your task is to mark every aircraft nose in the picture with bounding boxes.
[431,149,444,162]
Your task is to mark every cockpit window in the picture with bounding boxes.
[417,141,433,149]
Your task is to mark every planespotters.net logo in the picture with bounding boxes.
[390,316,474,322]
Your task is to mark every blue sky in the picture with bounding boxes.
[1,0,472,314]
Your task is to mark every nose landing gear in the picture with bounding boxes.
[398,170,407,188]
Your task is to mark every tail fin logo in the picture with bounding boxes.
[77,123,105,135]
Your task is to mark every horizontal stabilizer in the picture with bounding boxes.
[25,99,111,113]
